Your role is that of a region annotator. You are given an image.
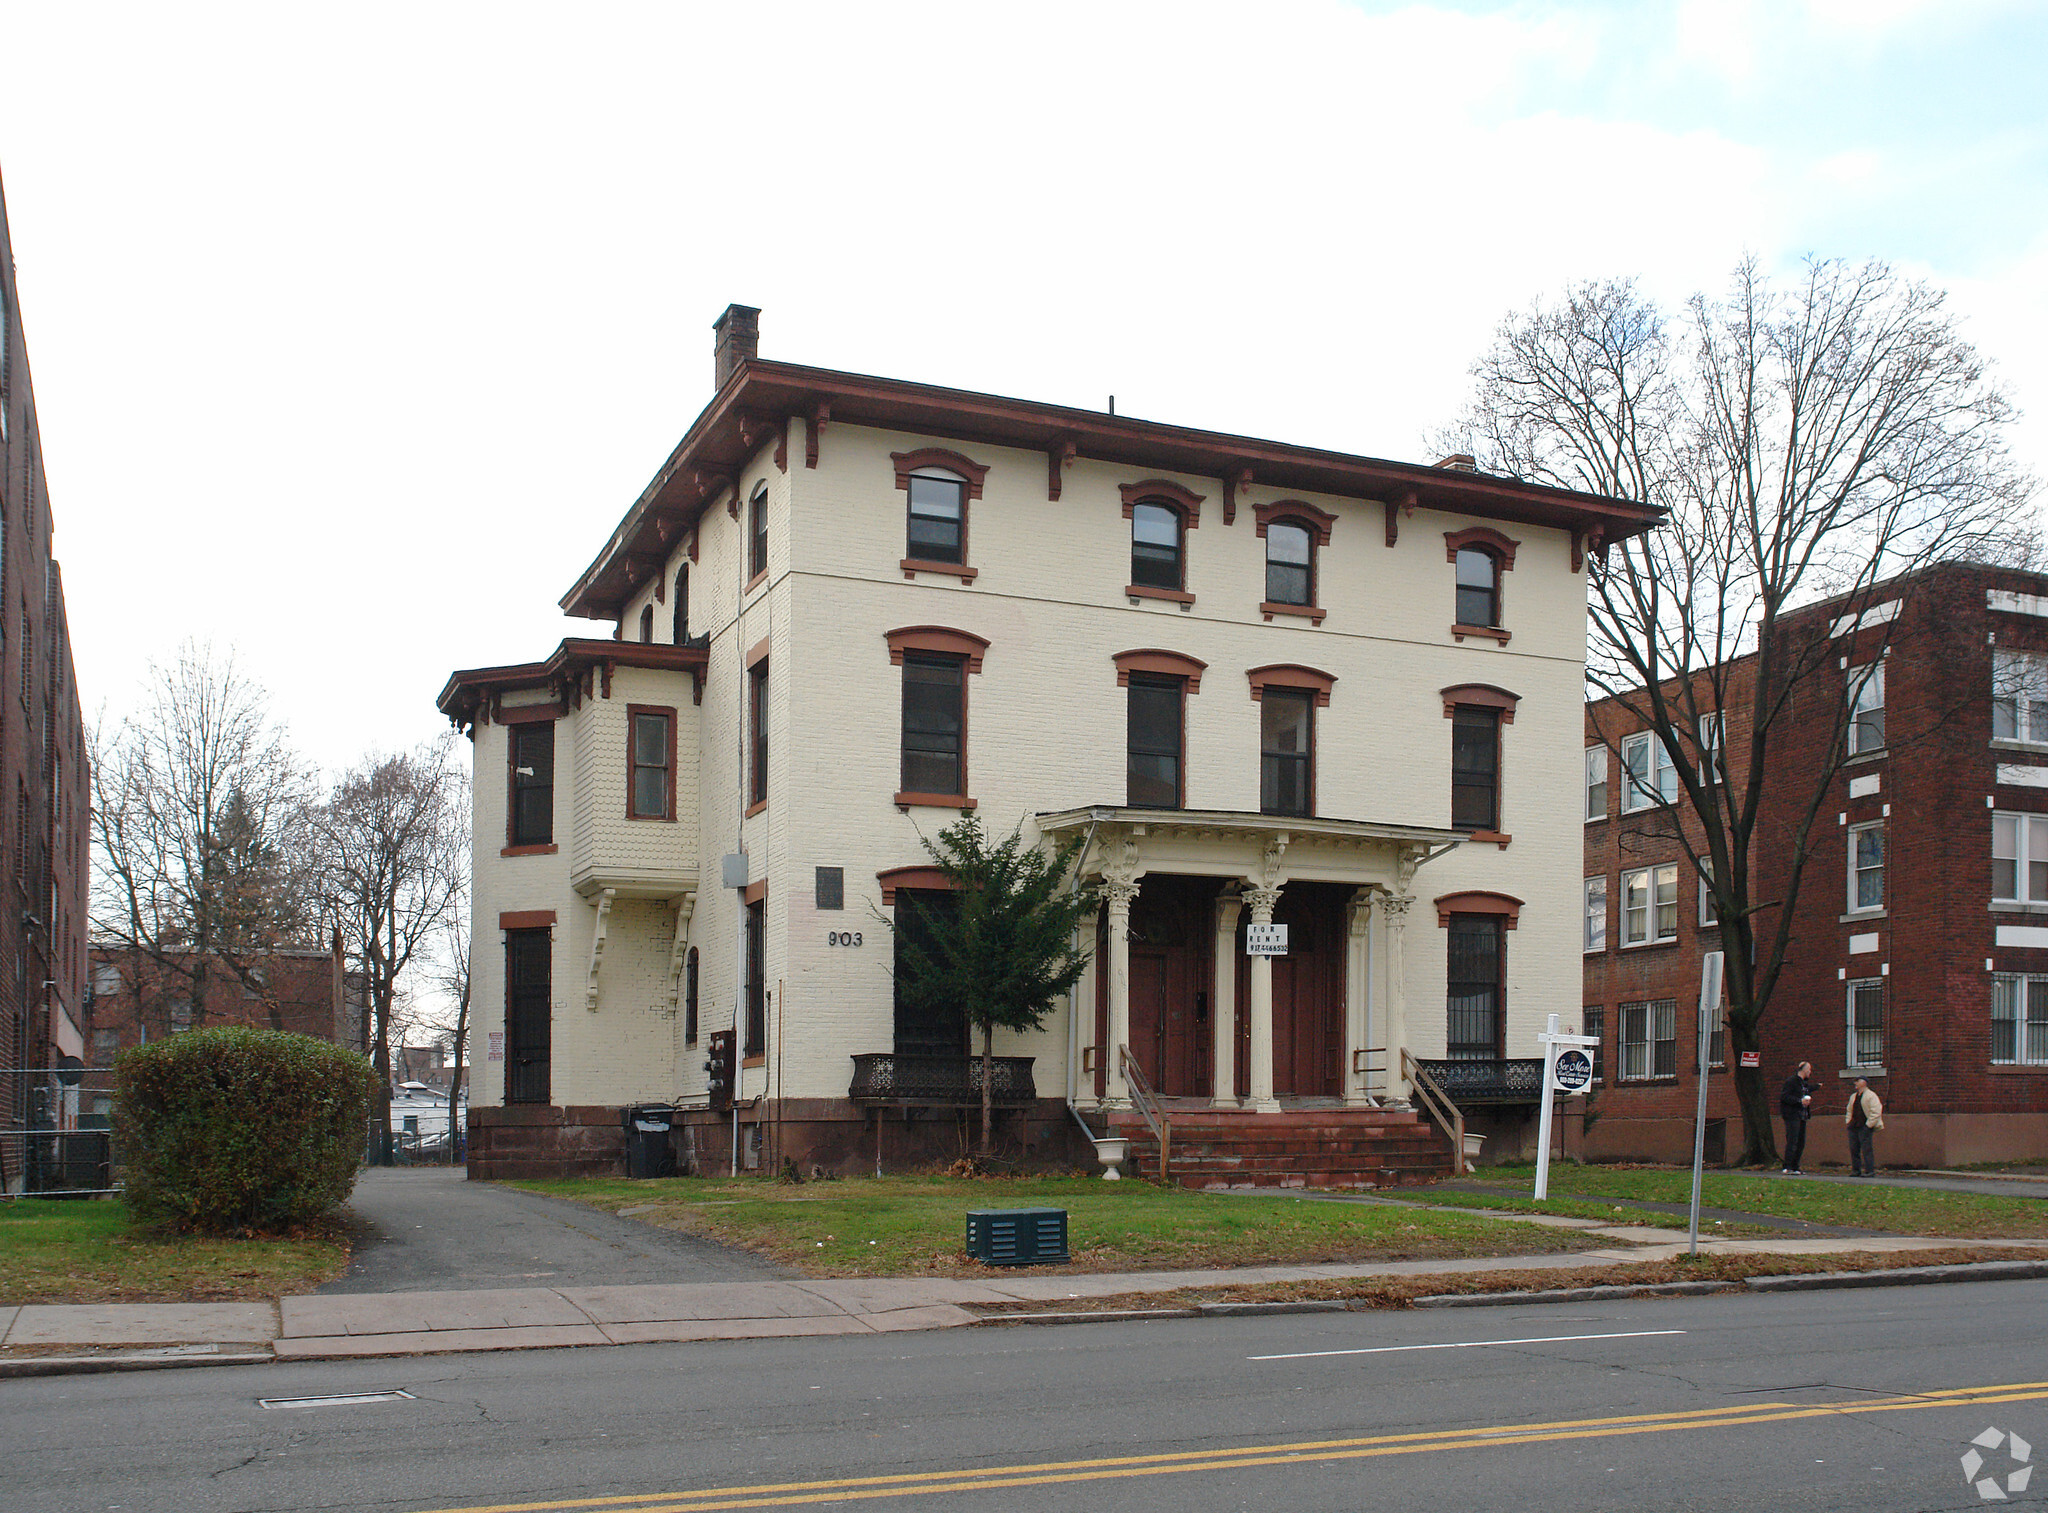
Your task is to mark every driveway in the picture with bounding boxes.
[320,1167,793,1294]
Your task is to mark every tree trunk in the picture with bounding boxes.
[980,1023,994,1160]
[447,988,469,1167]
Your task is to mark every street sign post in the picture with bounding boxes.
[1533,1014,1601,1200]
[1245,923,1289,956]
[1688,952,1726,1256]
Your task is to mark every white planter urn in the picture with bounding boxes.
[1092,1137,1130,1180]
[1461,1131,1486,1172]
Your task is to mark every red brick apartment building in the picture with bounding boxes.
[1583,563,2048,1167]
[0,168,93,1193]
[84,942,369,1063]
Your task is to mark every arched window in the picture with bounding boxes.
[1131,502,1183,590]
[1266,522,1312,606]
[638,604,654,643]
[672,566,690,644]
[1456,547,1499,628]
[747,482,769,584]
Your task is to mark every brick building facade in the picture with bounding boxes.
[0,167,93,1193]
[84,942,368,1062]
[1583,564,2048,1167]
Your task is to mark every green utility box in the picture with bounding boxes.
[965,1207,1069,1266]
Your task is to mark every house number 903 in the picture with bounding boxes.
[827,931,863,947]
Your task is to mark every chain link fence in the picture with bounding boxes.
[1,1066,119,1196]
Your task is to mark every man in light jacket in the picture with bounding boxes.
[1844,1077,1884,1177]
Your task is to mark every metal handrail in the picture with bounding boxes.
[1117,1045,1172,1184]
[1402,1049,1470,1174]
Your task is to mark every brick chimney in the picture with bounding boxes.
[1433,453,1478,473]
[713,304,761,390]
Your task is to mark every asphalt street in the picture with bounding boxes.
[4,1276,2046,1512]
[320,1167,791,1292]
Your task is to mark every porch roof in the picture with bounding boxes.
[1036,806,1466,858]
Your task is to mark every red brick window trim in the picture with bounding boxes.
[743,879,768,906]
[1440,683,1521,724]
[499,910,558,930]
[1443,525,1521,570]
[885,625,989,674]
[1113,648,1207,693]
[1432,891,1523,929]
[894,448,987,582]
[498,703,564,726]
[1118,479,1205,527]
[500,844,560,858]
[1253,499,1336,545]
[1246,663,1336,707]
[877,866,956,906]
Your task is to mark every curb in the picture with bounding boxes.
[0,1349,273,1378]
[1412,1280,1734,1309]
[1743,1259,2048,1292]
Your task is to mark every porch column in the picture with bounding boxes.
[1344,889,1374,1106]
[1383,893,1414,1100]
[1102,880,1140,1108]
[1211,887,1242,1109]
[1242,885,1282,1112]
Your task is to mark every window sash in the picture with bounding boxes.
[901,654,964,796]
[1992,812,2048,902]
[510,724,554,846]
[1993,651,2048,743]
[1621,731,1676,810]
[1849,662,1885,754]
[1620,999,1678,1081]
[906,473,965,563]
[1621,863,1678,945]
[1701,712,1724,784]
[1450,708,1500,831]
[744,901,765,1055]
[1583,875,1607,953]
[749,664,770,805]
[1850,824,1884,911]
[1131,503,1183,589]
[1583,1005,1605,1082]
[1265,523,1312,606]
[748,489,768,578]
[1260,690,1313,817]
[1126,676,1183,809]
[1991,975,2048,1066]
[1584,746,1608,821]
[629,712,672,819]
[1699,859,1718,928]
[1445,915,1503,1060]
[1848,979,1885,1068]
[1455,548,1498,627]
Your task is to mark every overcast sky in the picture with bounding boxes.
[2,0,2043,783]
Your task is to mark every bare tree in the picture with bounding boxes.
[1439,258,2037,1164]
[90,642,320,1033]
[317,737,468,1163]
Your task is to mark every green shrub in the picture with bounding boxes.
[114,1027,378,1235]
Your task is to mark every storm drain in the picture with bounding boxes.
[258,1389,417,1410]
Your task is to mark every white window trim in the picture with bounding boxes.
[1619,998,1678,1082]
[1583,875,1607,954]
[1620,862,1679,947]
[1993,650,2048,746]
[1848,821,1885,915]
[1991,974,2048,1067]
[1699,859,1718,929]
[1621,730,1676,812]
[1848,660,1886,756]
[1700,711,1724,785]
[1992,810,2048,905]
[1584,745,1609,823]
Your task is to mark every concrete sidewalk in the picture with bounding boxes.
[6,1231,2043,1372]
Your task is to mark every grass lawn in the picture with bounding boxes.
[1403,1187,1782,1236]
[507,1174,1597,1277]
[0,1198,350,1305]
[1456,1163,2048,1239]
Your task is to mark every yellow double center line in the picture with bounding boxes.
[415,1380,2048,1513]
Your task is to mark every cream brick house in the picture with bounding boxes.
[438,306,1660,1181]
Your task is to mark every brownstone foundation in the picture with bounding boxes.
[467,1105,630,1180]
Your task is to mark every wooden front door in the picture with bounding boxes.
[1098,876,1215,1098]
[1237,882,1344,1098]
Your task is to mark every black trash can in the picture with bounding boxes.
[622,1105,676,1179]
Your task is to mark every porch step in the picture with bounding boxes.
[1101,1106,1457,1190]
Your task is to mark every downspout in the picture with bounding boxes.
[1064,812,1104,1149]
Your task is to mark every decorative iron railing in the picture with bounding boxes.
[1414,1057,1547,1104]
[848,1054,1038,1108]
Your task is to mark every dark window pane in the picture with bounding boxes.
[633,713,667,767]
[1451,707,1500,830]
[1131,502,1182,589]
[684,947,699,1043]
[1456,547,1497,626]
[816,867,844,911]
[894,891,968,1057]
[1260,689,1313,816]
[1127,677,1181,808]
[505,929,552,1103]
[1445,915,1502,1060]
[902,654,963,795]
[632,768,668,818]
[745,901,765,1055]
[510,724,554,846]
[907,474,964,563]
[673,568,690,643]
[749,489,768,578]
[630,712,670,818]
[1266,524,1312,605]
[750,666,769,804]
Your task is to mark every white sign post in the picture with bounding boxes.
[1534,1013,1601,1200]
[1688,952,1726,1256]
[1246,923,1289,957]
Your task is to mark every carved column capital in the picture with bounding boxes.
[1102,879,1142,914]
[1380,893,1415,924]
[1242,885,1282,924]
